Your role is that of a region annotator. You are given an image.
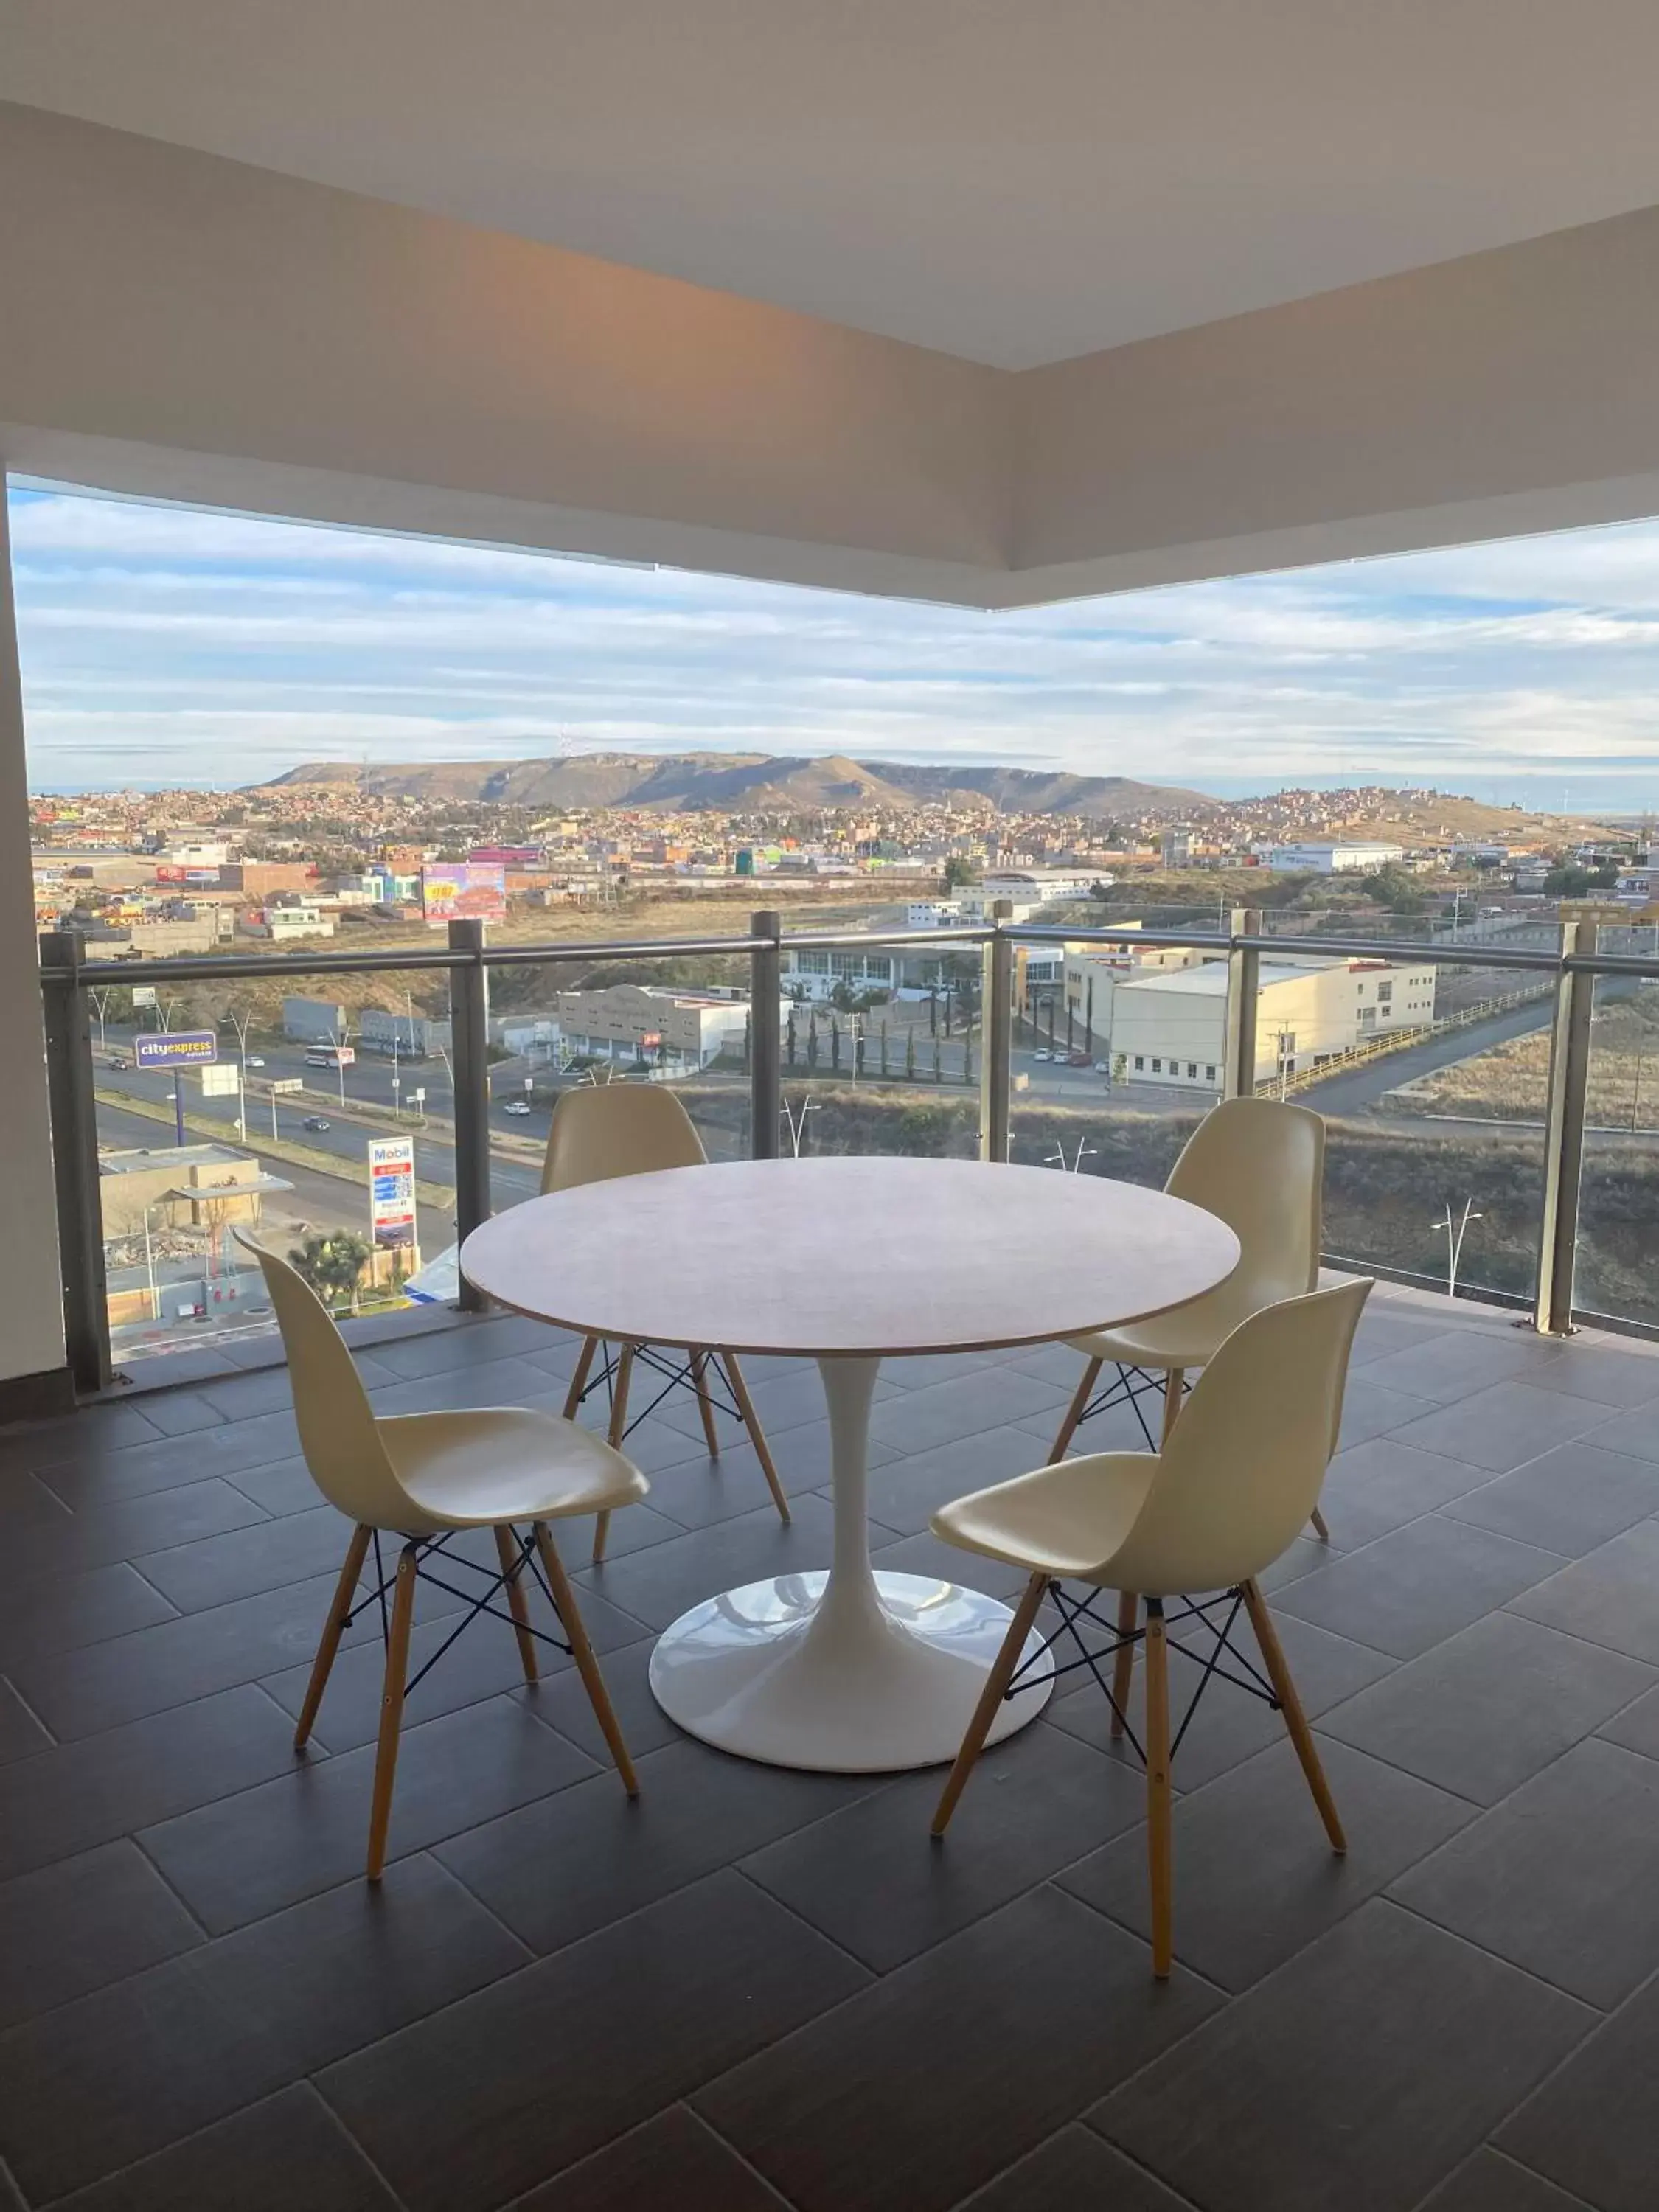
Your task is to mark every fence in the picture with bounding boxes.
[38,905,1659,1394]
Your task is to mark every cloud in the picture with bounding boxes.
[12,481,1659,799]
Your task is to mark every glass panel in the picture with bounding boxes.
[774,943,981,1160]
[1574,929,1659,1329]
[97,967,456,1363]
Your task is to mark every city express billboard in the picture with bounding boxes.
[421,863,506,926]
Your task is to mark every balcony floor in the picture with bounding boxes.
[1,1284,1658,2208]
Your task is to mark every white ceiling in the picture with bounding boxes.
[5,1,1659,368]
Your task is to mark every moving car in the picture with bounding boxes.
[246,1055,265,1068]
[302,1116,332,1131]
[503,1099,532,1116]
[109,1054,130,1070]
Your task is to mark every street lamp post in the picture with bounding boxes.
[1046,1139,1098,1174]
[1430,1197,1482,1301]
[781,1095,820,1155]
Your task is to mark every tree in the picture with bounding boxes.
[877,1023,888,1077]
[942,857,977,891]
[830,1019,841,1073]
[905,1028,917,1080]
[932,1035,942,1083]
[1543,862,1619,896]
[807,1011,819,1070]
[289,1231,372,1315]
[1357,864,1428,916]
[786,1009,797,1067]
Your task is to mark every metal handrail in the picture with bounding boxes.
[35,903,1659,1394]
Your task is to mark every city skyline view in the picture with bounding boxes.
[10,479,1659,809]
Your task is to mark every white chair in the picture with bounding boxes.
[1048,1096,1330,1542]
[931,1277,1371,1978]
[543,1084,788,1559]
[241,1236,647,1879]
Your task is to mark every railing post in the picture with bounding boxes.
[39,931,112,1395]
[448,919,491,1309]
[1534,914,1597,1335]
[1222,907,1262,1100]
[749,909,782,1159]
[980,900,1014,1162]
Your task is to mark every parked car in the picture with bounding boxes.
[302,1116,332,1131]
[503,1099,532,1116]
[1032,1049,1053,1062]
[1067,1050,1092,1067]
[246,1055,265,1068]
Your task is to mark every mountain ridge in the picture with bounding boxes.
[257,752,1214,818]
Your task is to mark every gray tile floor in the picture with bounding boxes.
[1,1284,1658,2208]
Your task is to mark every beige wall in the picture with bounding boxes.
[8,102,1659,605]
[0,497,66,1385]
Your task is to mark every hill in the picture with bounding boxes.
[257,753,1211,818]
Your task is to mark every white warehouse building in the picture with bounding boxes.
[1109,956,1437,1090]
[1262,841,1406,874]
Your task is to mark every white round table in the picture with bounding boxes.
[460,1155,1239,1773]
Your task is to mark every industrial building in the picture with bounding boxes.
[1109,956,1438,1090]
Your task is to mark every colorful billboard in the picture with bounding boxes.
[420,863,506,926]
[368,1136,417,1250]
[134,1030,218,1068]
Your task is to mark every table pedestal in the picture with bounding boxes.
[647,1354,1054,1772]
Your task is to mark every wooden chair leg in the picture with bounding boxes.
[592,1343,636,1563]
[1144,1599,1175,1979]
[1160,1366,1186,1448]
[494,1524,539,1684]
[366,1542,418,1881]
[562,1333,599,1420]
[1309,1503,1332,1543]
[293,1524,370,1750]
[533,1520,638,1795]
[1110,1586,1138,1738]
[690,1349,722,1456]
[931,1572,1048,1837]
[725,1354,790,1524]
[1242,1578,1346,1853]
[1048,1356,1102,1461]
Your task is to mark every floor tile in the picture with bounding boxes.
[1049,1605,1394,1792]
[1319,1437,1498,1548]
[219,1453,326,1517]
[955,2125,1195,2211]
[628,1419,855,1528]
[1091,1900,1593,2212]
[1597,1675,1659,1762]
[512,2106,790,2211]
[745,1720,1147,1972]
[509,1635,681,1766]
[1358,1331,1565,1405]
[1391,1737,1659,2009]
[0,1478,270,1598]
[697,1885,1220,2212]
[126,1387,230,1437]
[1523,1341,1659,1411]
[319,1871,868,2212]
[439,1735,874,1955]
[0,1682,49,1767]
[869,1367,1068,1455]
[1416,2149,1594,2211]
[1509,1520,1659,1664]
[1498,1969,1659,2212]
[0,1841,204,2032]
[575,1492,858,1632]
[0,1402,163,1472]
[368,1314,572,1380]
[1387,1383,1616,1473]
[0,1562,178,1669]
[1062,1736,1473,1992]
[1348,1311,1454,1367]
[1563,1402,1659,1464]
[141,1694,597,1932]
[9,1573,389,1741]
[1321,1611,1655,1806]
[0,1683,305,1881]
[1440,1440,1659,1557]
[648,1358,894,1444]
[363,1355,562,1417]
[864,1424,1055,1537]
[134,1504,356,1612]
[1272,1514,1565,1660]
[0,1854,526,2203]
[1334,1377,1440,1449]
[36,1410,305,1506]
[49,2083,399,2211]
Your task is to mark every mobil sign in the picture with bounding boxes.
[368,1136,417,1250]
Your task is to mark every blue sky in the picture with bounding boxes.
[10,480,1659,807]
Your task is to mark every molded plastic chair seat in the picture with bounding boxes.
[932,1278,1371,1979]
[933,1452,1157,1582]
[378,1407,648,1531]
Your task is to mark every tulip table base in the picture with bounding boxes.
[647,1354,1054,1771]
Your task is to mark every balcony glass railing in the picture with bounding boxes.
[37,904,1655,1395]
